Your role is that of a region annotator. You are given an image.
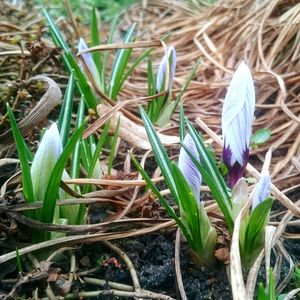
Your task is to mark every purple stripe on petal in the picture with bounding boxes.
[178,134,202,204]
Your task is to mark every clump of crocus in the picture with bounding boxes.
[156,46,177,95]
[31,123,80,225]
[222,61,255,188]
[238,170,273,268]
[178,133,217,266]
[77,37,101,86]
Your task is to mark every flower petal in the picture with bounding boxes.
[31,123,63,202]
[252,171,271,210]
[178,134,202,204]
[78,38,101,84]
[222,61,255,167]
[156,46,176,93]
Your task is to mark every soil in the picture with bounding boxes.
[0,231,232,300]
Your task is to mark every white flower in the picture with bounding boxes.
[222,61,255,187]
[78,38,101,85]
[252,171,271,210]
[156,46,176,94]
[31,123,62,202]
[178,134,202,205]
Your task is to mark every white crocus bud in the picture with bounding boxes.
[156,46,176,94]
[31,123,62,203]
[178,134,202,206]
[222,61,255,188]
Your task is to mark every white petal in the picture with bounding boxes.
[156,46,176,93]
[178,134,202,204]
[252,171,271,210]
[222,61,255,166]
[31,123,63,202]
[78,38,101,84]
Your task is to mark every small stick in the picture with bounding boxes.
[175,229,187,300]
[101,240,141,293]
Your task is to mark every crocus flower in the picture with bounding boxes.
[31,123,63,203]
[78,38,101,85]
[178,134,202,205]
[156,46,176,94]
[252,170,271,211]
[222,61,255,187]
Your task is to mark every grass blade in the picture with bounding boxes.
[140,106,179,203]
[108,117,120,175]
[43,9,97,109]
[108,23,136,100]
[58,70,74,147]
[6,104,34,205]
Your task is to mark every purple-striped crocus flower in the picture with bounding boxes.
[77,38,101,85]
[222,61,255,188]
[156,46,176,94]
[252,171,271,211]
[178,134,202,205]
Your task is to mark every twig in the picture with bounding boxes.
[101,240,141,293]
[174,229,187,300]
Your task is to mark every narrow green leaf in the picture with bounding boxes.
[58,71,74,147]
[102,16,118,93]
[109,23,136,100]
[186,120,231,207]
[246,198,273,245]
[41,122,86,224]
[108,117,120,175]
[179,101,185,142]
[71,96,85,179]
[131,154,192,244]
[121,48,153,88]
[43,9,97,109]
[7,104,34,204]
[140,106,179,203]
[91,6,102,77]
[173,59,201,113]
[16,247,23,273]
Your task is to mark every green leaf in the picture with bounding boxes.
[140,106,179,203]
[58,70,74,147]
[91,6,102,84]
[71,96,85,179]
[109,23,136,100]
[251,128,271,146]
[16,247,23,273]
[40,122,86,225]
[185,120,233,231]
[245,198,273,246]
[179,101,185,142]
[258,268,276,300]
[6,104,34,205]
[172,59,201,113]
[102,16,118,93]
[43,9,97,109]
[131,154,192,244]
[121,48,152,88]
[108,117,120,175]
